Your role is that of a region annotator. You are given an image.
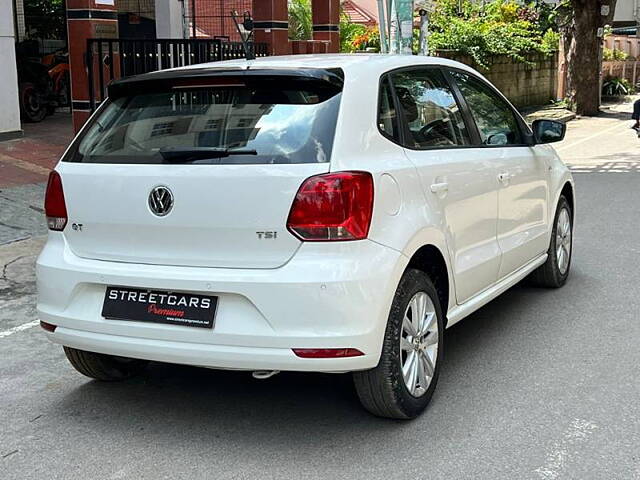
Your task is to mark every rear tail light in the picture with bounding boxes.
[44,171,67,231]
[287,171,374,241]
[292,348,364,358]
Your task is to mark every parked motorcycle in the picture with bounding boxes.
[15,41,69,123]
[42,50,71,110]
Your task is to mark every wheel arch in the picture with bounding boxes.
[560,181,575,218]
[548,172,575,236]
[405,244,451,322]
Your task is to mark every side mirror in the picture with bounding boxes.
[532,119,566,145]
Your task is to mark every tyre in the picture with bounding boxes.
[19,82,47,123]
[529,196,573,288]
[63,346,148,381]
[353,269,444,419]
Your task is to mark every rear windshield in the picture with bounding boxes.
[63,78,342,165]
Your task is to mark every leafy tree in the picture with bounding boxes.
[22,0,66,39]
[288,0,312,40]
[340,13,368,52]
[427,0,558,67]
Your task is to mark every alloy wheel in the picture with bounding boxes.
[400,292,439,397]
[556,208,572,275]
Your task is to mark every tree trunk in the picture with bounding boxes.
[567,0,617,116]
[561,15,576,106]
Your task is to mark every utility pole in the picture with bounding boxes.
[387,0,413,54]
[397,0,414,54]
[376,0,389,53]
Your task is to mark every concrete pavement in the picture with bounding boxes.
[0,113,71,245]
[559,98,640,173]
[1,107,639,479]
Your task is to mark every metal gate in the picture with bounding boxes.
[86,38,268,111]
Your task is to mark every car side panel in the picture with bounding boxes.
[403,148,502,303]
[544,145,576,241]
[495,145,550,278]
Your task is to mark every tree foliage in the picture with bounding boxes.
[428,0,559,66]
[340,14,369,52]
[288,0,312,40]
[22,0,66,39]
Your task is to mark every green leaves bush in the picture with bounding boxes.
[428,0,559,66]
[340,15,372,53]
[602,77,635,96]
[603,47,629,61]
[288,0,312,40]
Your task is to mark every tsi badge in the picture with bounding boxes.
[256,231,278,239]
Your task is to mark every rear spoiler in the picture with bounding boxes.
[107,67,345,99]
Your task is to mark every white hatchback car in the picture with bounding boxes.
[37,55,574,419]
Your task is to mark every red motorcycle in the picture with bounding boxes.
[42,50,71,110]
[16,41,70,123]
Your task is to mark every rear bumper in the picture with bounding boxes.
[37,234,407,372]
[48,328,374,372]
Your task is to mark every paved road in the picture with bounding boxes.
[1,111,639,479]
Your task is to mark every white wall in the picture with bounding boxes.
[614,0,638,23]
[155,0,187,39]
[0,0,21,136]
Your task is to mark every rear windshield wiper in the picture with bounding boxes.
[158,146,258,162]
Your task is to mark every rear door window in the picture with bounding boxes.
[65,78,342,164]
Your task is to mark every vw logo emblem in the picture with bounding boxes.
[148,186,174,217]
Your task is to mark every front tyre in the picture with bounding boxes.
[530,196,573,288]
[353,269,444,419]
[63,346,148,381]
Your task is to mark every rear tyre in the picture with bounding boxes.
[529,196,573,288]
[353,269,444,419]
[63,346,148,381]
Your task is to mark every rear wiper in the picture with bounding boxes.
[158,146,258,162]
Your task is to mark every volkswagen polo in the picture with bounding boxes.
[37,55,574,419]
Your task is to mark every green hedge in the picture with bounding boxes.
[427,0,559,66]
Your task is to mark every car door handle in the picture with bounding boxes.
[430,182,449,194]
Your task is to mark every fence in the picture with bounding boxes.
[603,60,640,86]
[86,38,268,111]
[604,35,640,59]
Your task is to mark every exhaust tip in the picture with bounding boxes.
[252,370,280,380]
[40,321,57,333]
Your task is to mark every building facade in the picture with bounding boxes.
[614,0,640,28]
[1,0,21,139]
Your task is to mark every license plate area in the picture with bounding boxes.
[102,287,217,329]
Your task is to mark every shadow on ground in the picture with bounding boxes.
[50,274,580,446]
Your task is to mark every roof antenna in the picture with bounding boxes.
[231,10,256,60]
